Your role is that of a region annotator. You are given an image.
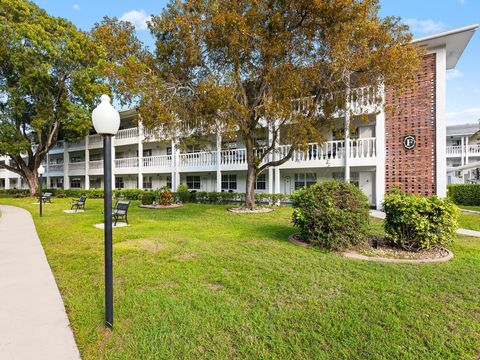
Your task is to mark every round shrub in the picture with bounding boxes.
[158,187,174,206]
[141,191,157,205]
[176,184,190,203]
[384,190,459,251]
[292,180,370,250]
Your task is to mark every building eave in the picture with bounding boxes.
[413,24,478,69]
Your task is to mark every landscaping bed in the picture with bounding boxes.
[228,207,274,213]
[138,204,183,209]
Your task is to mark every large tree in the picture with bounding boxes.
[97,0,422,208]
[0,0,108,195]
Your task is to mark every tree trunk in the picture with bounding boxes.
[245,164,256,209]
[24,169,39,196]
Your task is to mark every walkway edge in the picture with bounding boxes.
[0,205,81,360]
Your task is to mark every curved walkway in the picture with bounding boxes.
[0,205,80,360]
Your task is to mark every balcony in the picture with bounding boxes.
[143,155,172,172]
[179,151,216,170]
[48,164,64,173]
[447,144,480,157]
[115,128,139,145]
[88,160,103,175]
[88,134,103,148]
[115,157,139,174]
[68,161,86,175]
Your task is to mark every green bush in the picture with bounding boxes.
[447,184,480,206]
[384,190,459,251]
[0,189,30,197]
[291,180,370,250]
[141,191,157,205]
[158,187,174,206]
[176,184,191,203]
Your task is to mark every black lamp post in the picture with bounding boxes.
[38,164,45,217]
[92,94,120,328]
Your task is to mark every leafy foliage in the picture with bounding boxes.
[447,184,480,206]
[384,190,459,251]
[292,180,370,250]
[141,191,157,205]
[158,187,174,206]
[0,0,108,194]
[95,0,422,208]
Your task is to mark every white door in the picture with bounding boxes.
[284,176,292,195]
[359,172,373,205]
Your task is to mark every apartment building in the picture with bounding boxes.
[446,122,480,184]
[0,25,478,209]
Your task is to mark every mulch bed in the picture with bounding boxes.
[138,204,183,209]
[288,233,453,263]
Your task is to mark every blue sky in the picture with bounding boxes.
[32,0,480,125]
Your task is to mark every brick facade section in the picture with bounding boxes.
[384,53,436,195]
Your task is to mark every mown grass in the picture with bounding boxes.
[1,197,480,359]
[458,212,480,231]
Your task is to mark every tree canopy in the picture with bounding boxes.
[0,0,108,193]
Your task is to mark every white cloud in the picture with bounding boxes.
[404,18,449,34]
[446,69,464,80]
[457,0,466,4]
[446,107,480,125]
[72,4,80,10]
[119,10,151,30]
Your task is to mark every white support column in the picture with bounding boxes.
[63,145,69,189]
[268,125,274,194]
[273,123,281,194]
[375,85,386,210]
[216,133,222,192]
[171,140,180,191]
[435,46,447,198]
[111,137,116,190]
[461,136,465,166]
[85,136,90,190]
[5,177,10,190]
[138,122,144,190]
[465,135,469,165]
[344,88,351,183]
[46,153,50,188]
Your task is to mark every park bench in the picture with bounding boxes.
[113,200,130,226]
[71,195,87,212]
[42,192,52,203]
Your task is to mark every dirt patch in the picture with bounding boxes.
[228,207,274,213]
[176,252,197,261]
[205,283,223,291]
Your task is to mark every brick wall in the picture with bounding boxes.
[384,53,436,195]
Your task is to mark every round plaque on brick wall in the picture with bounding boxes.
[403,135,416,150]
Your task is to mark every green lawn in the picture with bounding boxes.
[458,208,480,231]
[1,198,480,359]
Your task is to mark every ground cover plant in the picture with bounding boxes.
[0,197,480,359]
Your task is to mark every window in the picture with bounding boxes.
[222,141,237,150]
[186,175,201,189]
[166,147,172,155]
[255,173,267,190]
[115,177,124,189]
[50,177,63,188]
[294,173,317,189]
[187,145,201,153]
[89,154,101,161]
[166,175,172,189]
[116,152,125,159]
[143,176,152,189]
[143,149,152,157]
[332,172,359,187]
[70,156,82,163]
[70,178,81,188]
[222,174,237,190]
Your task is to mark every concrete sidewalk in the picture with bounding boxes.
[0,205,80,360]
[369,209,480,238]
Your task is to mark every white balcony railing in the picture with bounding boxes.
[447,146,462,156]
[143,155,172,168]
[116,128,139,140]
[179,151,216,167]
[52,141,65,150]
[70,139,85,148]
[69,162,85,171]
[350,138,376,158]
[468,144,480,155]
[48,164,64,172]
[115,157,139,168]
[221,149,247,165]
[89,160,103,169]
[89,134,103,144]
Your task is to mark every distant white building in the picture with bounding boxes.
[446,122,480,184]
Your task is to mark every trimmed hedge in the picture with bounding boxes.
[291,180,370,250]
[384,190,459,251]
[447,184,480,206]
